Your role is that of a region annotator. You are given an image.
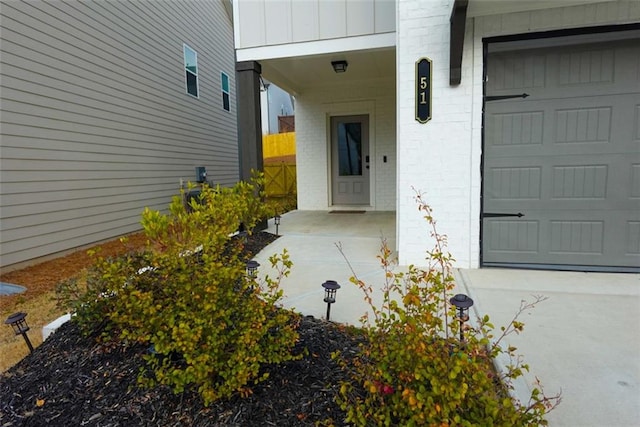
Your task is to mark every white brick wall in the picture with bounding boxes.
[296,78,396,210]
[397,0,639,268]
[397,0,476,267]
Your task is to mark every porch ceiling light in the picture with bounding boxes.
[331,60,348,73]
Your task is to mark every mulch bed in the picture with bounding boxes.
[0,315,360,426]
[0,232,364,426]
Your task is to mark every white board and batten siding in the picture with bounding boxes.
[234,0,395,50]
[0,1,238,270]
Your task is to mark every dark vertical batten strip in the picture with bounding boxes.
[449,0,469,86]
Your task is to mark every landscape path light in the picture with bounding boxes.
[321,280,341,321]
[246,260,260,280]
[274,214,281,236]
[449,294,474,343]
[5,312,34,353]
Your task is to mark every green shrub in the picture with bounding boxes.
[333,191,560,426]
[265,194,297,216]
[57,175,300,405]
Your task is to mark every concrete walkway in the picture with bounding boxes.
[253,210,640,427]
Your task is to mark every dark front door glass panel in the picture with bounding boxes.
[337,122,362,176]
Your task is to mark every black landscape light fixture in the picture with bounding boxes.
[274,214,281,236]
[321,280,341,321]
[246,260,260,280]
[331,60,348,73]
[5,312,34,353]
[450,294,474,343]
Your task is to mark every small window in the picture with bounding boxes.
[184,44,198,97]
[221,72,230,111]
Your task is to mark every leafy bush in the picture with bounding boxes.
[333,192,560,426]
[265,194,297,217]
[57,175,299,405]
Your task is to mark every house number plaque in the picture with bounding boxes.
[415,57,432,123]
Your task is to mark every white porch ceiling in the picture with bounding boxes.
[257,48,395,96]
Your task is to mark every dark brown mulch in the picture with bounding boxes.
[0,315,360,427]
[0,232,364,426]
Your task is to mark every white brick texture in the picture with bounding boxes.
[397,0,476,268]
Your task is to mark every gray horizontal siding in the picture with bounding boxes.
[0,0,239,269]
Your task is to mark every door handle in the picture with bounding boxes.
[482,212,524,218]
[484,93,529,102]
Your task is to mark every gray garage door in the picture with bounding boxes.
[483,36,640,271]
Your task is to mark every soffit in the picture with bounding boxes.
[257,48,395,96]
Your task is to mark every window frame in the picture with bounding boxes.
[183,44,199,98]
[221,72,230,111]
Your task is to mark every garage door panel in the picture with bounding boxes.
[613,158,640,202]
[486,110,545,147]
[483,36,640,270]
[485,219,540,254]
[487,53,546,91]
[487,97,636,156]
[554,106,611,145]
[548,219,604,255]
[627,220,640,256]
[483,216,605,265]
[631,164,640,198]
[487,155,638,208]
[601,211,640,264]
[557,47,614,86]
[551,164,608,199]
[485,210,639,267]
[486,166,542,200]
[488,41,639,98]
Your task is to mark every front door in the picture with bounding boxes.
[331,115,370,205]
